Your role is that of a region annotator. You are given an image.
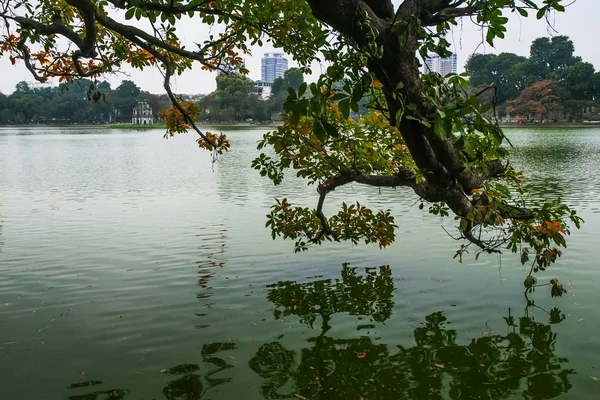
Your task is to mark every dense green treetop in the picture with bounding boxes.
[466,52,527,104]
[0,0,583,298]
[271,68,304,94]
[198,73,258,122]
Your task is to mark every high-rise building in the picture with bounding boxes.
[261,53,288,83]
[423,53,457,76]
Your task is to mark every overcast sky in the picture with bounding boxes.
[1,0,597,95]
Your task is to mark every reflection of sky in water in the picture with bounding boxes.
[507,128,600,210]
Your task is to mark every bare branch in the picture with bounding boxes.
[16,37,46,82]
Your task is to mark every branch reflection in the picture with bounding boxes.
[266,263,394,335]
[161,342,238,400]
[67,380,128,400]
[252,264,573,399]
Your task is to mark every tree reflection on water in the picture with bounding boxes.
[65,265,573,399]
[161,342,238,400]
[251,264,573,400]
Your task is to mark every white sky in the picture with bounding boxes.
[0,0,598,95]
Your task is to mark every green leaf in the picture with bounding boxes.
[444,102,457,111]
[536,8,546,19]
[490,128,503,145]
[433,114,450,139]
[313,119,327,142]
[298,82,307,97]
[125,8,135,20]
[352,84,364,104]
[338,99,350,119]
[395,109,403,126]
[322,120,338,138]
[331,92,348,101]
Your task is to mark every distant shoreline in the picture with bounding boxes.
[0,122,282,129]
[3,121,598,130]
[500,122,600,129]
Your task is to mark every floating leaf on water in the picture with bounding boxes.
[160,369,167,373]
[592,376,598,381]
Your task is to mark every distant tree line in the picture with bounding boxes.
[7,40,595,126]
[466,36,600,122]
[0,68,306,125]
[0,79,171,125]
[197,68,304,123]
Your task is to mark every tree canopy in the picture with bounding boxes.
[196,68,306,123]
[198,73,257,122]
[0,0,583,298]
[271,68,304,95]
[0,79,170,124]
[466,35,600,120]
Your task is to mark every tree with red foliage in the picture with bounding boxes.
[506,80,570,122]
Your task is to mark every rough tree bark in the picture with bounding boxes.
[305,0,514,237]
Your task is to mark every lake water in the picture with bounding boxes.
[1,126,599,399]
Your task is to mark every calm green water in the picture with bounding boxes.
[0,126,599,399]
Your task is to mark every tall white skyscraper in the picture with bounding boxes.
[261,53,288,83]
[423,53,458,76]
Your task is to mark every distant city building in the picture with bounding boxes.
[181,94,205,103]
[25,81,53,90]
[423,53,457,76]
[253,80,272,100]
[261,53,288,83]
[131,101,154,125]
